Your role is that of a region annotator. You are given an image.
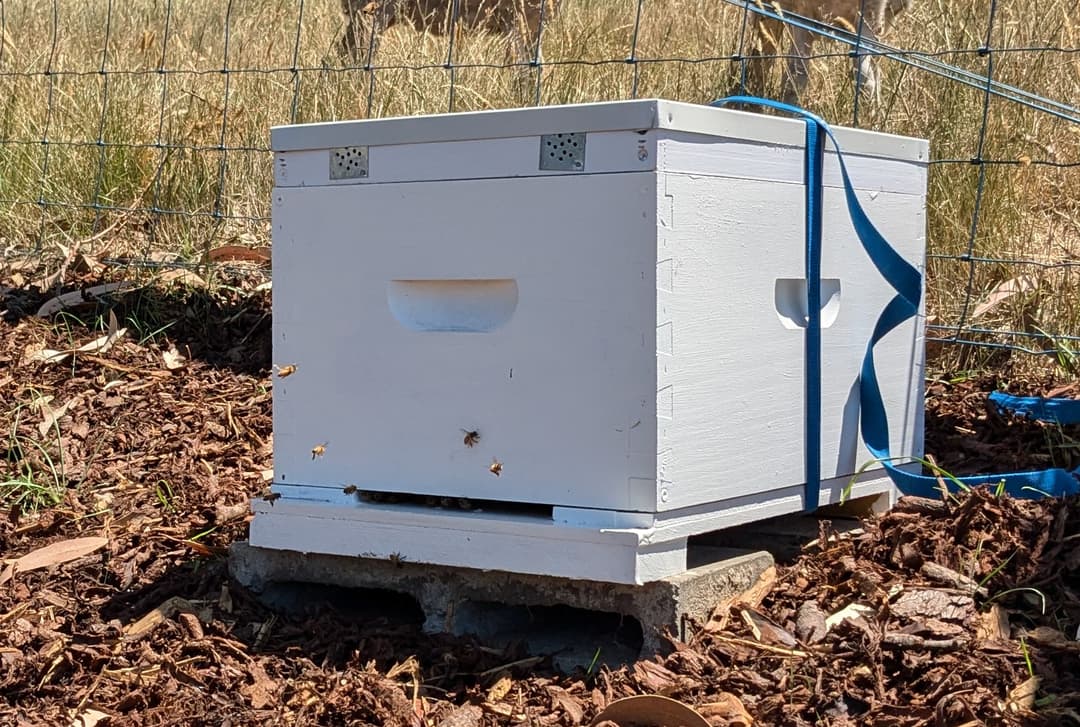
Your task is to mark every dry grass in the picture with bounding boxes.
[0,0,1078,368]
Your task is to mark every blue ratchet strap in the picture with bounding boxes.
[710,95,1080,503]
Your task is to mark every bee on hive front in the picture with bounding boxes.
[342,484,358,495]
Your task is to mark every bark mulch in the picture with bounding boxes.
[2,269,1080,726]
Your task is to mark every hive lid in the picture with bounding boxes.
[271,98,928,162]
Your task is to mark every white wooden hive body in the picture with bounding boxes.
[255,99,929,584]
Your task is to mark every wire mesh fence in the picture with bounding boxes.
[0,0,1078,368]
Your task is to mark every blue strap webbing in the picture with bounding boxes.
[805,119,824,512]
[710,95,1080,504]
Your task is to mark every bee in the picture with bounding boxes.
[388,552,406,568]
[461,429,480,448]
[311,442,327,460]
[262,491,282,505]
[489,458,503,477]
[276,364,297,378]
[342,484,358,495]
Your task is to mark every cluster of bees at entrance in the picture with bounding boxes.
[263,363,503,509]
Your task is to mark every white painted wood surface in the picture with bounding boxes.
[259,99,929,583]
[272,98,926,163]
[251,472,893,584]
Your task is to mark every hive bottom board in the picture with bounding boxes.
[249,471,896,585]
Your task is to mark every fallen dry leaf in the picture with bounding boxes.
[971,274,1039,320]
[208,245,272,265]
[0,536,109,584]
[163,345,187,370]
[68,707,111,727]
[77,327,127,355]
[591,695,710,727]
[825,602,875,631]
[156,269,207,287]
[28,328,127,365]
[36,282,139,318]
[1006,675,1039,712]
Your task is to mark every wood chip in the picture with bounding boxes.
[740,607,799,648]
[486,674,512,703]
[436,704,482,727]
[122,596,196,642]
[548,686,583,726]
[177,612,204,640]
[795,600,828,644]
[698,693,754,727]
[882,632,967,650]
[920,561,988,597]
[891,589,975,623]
[705,565,777,632]
[975,604,1010,642]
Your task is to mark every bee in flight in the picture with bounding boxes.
[461,429,480,448]
[489,458,503,477]
[275,364,297,378]
[311,442,328,460]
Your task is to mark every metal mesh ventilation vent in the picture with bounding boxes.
[330,146,369,180]
[539,133,585,171]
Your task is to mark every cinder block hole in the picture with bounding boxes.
[256,581,425,625]
[452,601,643,671]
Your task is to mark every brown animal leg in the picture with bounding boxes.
[849,21,882,105]
[781,25,813,105]
[727,12,783,103]
[338,0,396,65]
[507,0,550,102]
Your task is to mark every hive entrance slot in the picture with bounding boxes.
[357,490,554,518]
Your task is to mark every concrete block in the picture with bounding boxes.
[228,541,773,661]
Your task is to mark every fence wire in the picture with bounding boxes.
[1,0,1078,365]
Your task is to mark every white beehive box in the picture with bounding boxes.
[253,99,928,585]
